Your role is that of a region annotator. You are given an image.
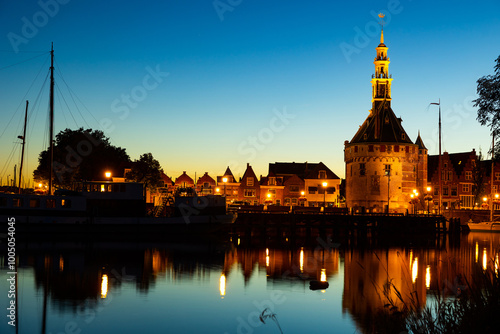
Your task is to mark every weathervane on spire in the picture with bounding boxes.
[378,13,386,28]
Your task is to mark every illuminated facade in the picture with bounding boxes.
[344,29,427,213]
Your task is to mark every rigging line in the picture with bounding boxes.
[55,88,70,128]
[54,59,101,128]
[55,81,87,128]
[0,52,49,71]
[26,71,50,144]
[0,144,20,180]
[0,56,50,140]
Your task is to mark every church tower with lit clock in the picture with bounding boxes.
[344,20,428,213]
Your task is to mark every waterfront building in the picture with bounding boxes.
[196,172,216,195]
[216,166,240,204]
[344,28,427,213]
[238,163,260,205]
[260,172,285,205]
[174,171,195,189]
[267,162,340,207]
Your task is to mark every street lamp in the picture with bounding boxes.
[425,186,432,215]
[222,177,228,198]
[322,182,328,211]
[105,171,112,179]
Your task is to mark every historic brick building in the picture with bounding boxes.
[344,29,427,213]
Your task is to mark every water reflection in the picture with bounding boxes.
[1,231,499,334]
[342,232,500,333]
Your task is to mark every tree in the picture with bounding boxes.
[474,55,500,156]
[126,153,163,192]
[34,128,130,188]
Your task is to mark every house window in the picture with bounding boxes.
[30,199,40,208]
[268,189,276,194]
[380,145,386,152]
[368,145,374,152]
[451,187,457,196]
[405,146,409,153]
[359,163,366,176]
[244,189,256,197]
[401,133,406,140]
[269,177,276,186]
[291,198,298,205]
[496,173,500,181]
[465,171,472,180]
[308,186,317,194]
[247,177,254,186]
[284,198,291,205]
[354,146,358,153]
[434,188,439,196]
[443,187,449,196]
[462,184,470,192]
[319,170,326,179]
[289,185,299,193]
[394,145,399,152]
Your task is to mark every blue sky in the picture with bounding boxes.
[1,0,499,185]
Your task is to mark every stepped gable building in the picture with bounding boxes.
[344,28,427,213]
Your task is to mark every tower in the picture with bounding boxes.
[344,22,425,213]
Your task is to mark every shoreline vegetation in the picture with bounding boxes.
[372,263,500,334]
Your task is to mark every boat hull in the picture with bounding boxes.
[467,222,500,232]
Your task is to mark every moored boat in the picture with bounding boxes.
[467,221,500,232]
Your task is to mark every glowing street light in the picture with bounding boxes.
[222,177,228,199]
[105,171,112,179]
[425,186,432,215]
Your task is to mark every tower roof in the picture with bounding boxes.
[415,131,427,150]
[349,102,413,144]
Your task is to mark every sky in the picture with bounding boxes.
[1,0,499,186]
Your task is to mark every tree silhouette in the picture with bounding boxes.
[126,153,163,192]
[474,55,500,156]
[33,128,130,188]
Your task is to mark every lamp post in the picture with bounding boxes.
[105,171,112,180]
[425,186,432,215]
[222,177,227,198]
[322,182,327,212]
[300,191,305,207]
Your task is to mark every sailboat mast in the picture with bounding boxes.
[48,43,54,195]
[18,100,28,194]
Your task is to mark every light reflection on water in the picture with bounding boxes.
[0,232,499,334]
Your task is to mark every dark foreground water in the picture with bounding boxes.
[1,230,499,334]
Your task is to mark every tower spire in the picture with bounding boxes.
[370,14,392,110]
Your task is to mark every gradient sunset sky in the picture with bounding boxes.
[1,0,499,185]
